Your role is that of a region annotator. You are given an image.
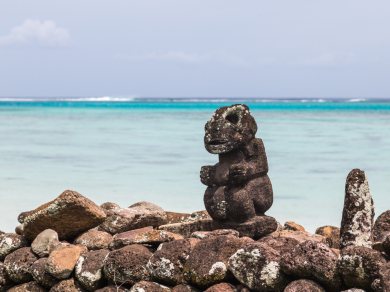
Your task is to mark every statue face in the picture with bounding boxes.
[204,104,257,154]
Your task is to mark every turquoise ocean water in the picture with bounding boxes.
[0,98,389,233]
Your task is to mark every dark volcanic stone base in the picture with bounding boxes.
[211,215,277,239]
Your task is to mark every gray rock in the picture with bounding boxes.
[340,169,375,249]
[284,279,326,292]
[7,281,47,292]
[228,241,290,292]
[75,249,109,291]
[0,261,13,292]
[15,225,24,235]
[0,233,29,260]
[31,229,59,258]
[4,247,38,283]
[191,229,239,240]
[74,230,113,251]
[100,202,120,211]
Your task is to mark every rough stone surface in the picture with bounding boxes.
[95,287,129,292]
[166,211,211,224]
[75,249,109,291]
[100,202,120,211]
[15,225,24,235]
[0,233,29,261]
[29,258,59,288]
[340,290,366,292]
[159,219,213,238]
[191,229,239,240]
[202,105,274,239]
[18,211,32,224]
[204,283,238,292]
[371,278,382,292]
[23,190,107,241]
[340,169,375,249]
[283,221,305,232]
[129,281,171,292]
[172,284,201,292]
[316,225,341,249]
[147,238,200,285]
[4,247,38,283]
[256,235,299,256]
[109,227,153,250]
[382,233,390,256]
[379,262,390,292]
[284,279,326,292]
[103,244,152,285]
[46,245,85,280]
[31,229,59,258]
[99,202,167,235]
[373,210,390,242]
[183,235,252,288]
[280,240,343,290]
[74,230,113,251]
[276,230,327,244]
[228,241,290,292]
[0,261,13,292]
[337,245,387,291]
[49,278,87,292]
[7,281,47,292]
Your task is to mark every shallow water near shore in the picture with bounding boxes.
[1,98,390,233]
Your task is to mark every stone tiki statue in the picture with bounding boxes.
[200,104,277,238]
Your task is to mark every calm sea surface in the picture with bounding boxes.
[0,98,389,233]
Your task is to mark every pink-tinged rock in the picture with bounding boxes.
[204,283,238,292]
[23,190,107,241]
[373,211,390,241]
[7,281,47,292]
[46,245,86,280]
[100,202,120,212]
[280,240,343,291]
[172,284,201,292]
[283,221,305,232]
[73,230,113,251]
[0,261,13,291]
[256,235,300,256]
[159,219,213,238]
[49,278,87,292]
[4,247,38,283]
[147,238,200,285]
[75,249,109,291]
[103,244,152,285]
[31,229,59,258]
[0,233,29,261]
[379,262,390,292]
[183,235,253,288]
[228,241,290,292]
[99,202,167,235]
[340,169,375,249]
[29,258,59,288]
[315,225,340,249]
[284,279,326,292]
[129,281,171,292]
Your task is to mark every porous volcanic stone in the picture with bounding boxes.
[284,279,326,292]
[373,210,390,241]
[0,261,13,292]
[75,249,109,291]
[340,289,366,292]
[159,219,213,238]
[147,238,200,285]
[129,281,171,292]
[315,225,341,249]
[381,233,390,256]
[4,247,38,283]
[30,258,59,288]
[18,211,32,224]
[108,227,153,250]
[74,230,113,251]
[379,262,390,292]
[280,240,343,291]
[371,278,382,292]
[183,235,252,288]
[46,245,85,280]
[192,229,240,240]
[7,281,47,292]
[15,225,24,235]
[166,211,211,224]
[172,284,201,292]
[256,235,299,256]
[283,221,305,232]
[95,287,129,292]
[337,245,387,291]
[204,283,238,292]
[31,229,59,258]
[277,230,327,244]
[0,233,29,260]
[100,202,120,211]
[340,169,375,249]
[103,244,152,285]
[228,241,290,292]
[23,190,107,241]
[49,278,87,292]
[99,202,167,235]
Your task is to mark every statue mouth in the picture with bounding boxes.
[208,138,229,146]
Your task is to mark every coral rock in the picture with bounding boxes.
[30,258,59,288]
[4,247,38,283]
[74,230,113,251]
[204,283,238,292]
[228,241,290,292]
[315,225,341,249]
[75,249,109,291]
[129,281,171,292]
[280,240,343,291]
[7,281,47,292]
[103,244,152,285]
[340,169,375,249]
[159,219,213,238]
[23,190,106,241]
[0,233,29,261]
[147,238,200,285]
[284,279,326,292]
[46,245,85,280]
[31,229,59,258]
[283,221,305,232]
[49,278,87,292]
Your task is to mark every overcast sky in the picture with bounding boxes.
[1,1,389,98]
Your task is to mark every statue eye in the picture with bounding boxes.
[225,113,239,125]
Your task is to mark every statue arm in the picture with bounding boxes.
[200,164,216,186]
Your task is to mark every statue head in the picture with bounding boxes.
[204,104,257,154]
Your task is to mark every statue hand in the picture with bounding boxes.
[200,166,214,186]
[229,163,249,185]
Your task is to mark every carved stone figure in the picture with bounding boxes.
[201,104,277,238]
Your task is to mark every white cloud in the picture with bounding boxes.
[0,19,71,47]
[302,52,355,67]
